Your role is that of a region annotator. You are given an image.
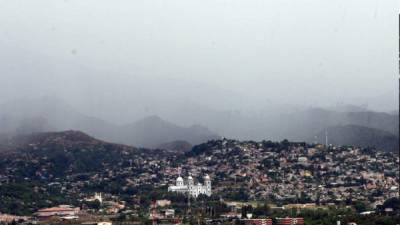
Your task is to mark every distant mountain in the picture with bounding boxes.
[345,111,398,135]
[157,140,193,153]
[275,108,399,141]
[0,133,16,152]
[0,97,397,150]
[11,130,107,148]
[117,115,220,148]
[0,130,135,152]
[172,106,398,144]
[0,97,220,148]
[312,125,398,152]
[0,97,119,141]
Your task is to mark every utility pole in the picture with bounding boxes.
[152,200,157,225]
[188,191,191,215]
[325,129,328,147]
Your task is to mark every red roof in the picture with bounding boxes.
[38,207,78,212]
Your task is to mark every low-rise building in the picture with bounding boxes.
[276,217,304,225]
[36,205,80,220]
[0,214,30,223]
[242,219,273,225]
[82,222,112,225]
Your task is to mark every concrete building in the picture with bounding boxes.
[242,219,273,225]
[276,218,304,225]
[36,205,80,220]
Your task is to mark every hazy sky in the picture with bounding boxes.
[0,0,398,123]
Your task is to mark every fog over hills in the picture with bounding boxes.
[179,106,398,142]
[0,97,220,148]
[0,97,397,152]
[116,115,219,148]
[0,97,118,140]
[0,1,398,152]
[312,125,398,152]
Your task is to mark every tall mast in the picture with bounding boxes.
[325,129,328,147]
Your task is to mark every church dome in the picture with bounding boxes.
[204,174,210,180]
[177,176,184,182]
[188,176,193,180]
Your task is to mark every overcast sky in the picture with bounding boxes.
[0,0,398,123]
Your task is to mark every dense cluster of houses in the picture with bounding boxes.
[160,140,398,207]
[0,139,397,224]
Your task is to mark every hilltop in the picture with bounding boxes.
[312,125,398,152]
[117,115,220,148]
[0,131,143,177]
[157,140,193,152]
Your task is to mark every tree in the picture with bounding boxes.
[242,205,253,218]
[353,201,367,213]
[84,199,101,210]
[253,203,270,217]
[383,197,400,211]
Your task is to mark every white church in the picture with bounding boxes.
[168,174,211,198]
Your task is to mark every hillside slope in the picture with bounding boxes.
[0,130,141,175]
[118,115,220,148]
[312,125,398,152]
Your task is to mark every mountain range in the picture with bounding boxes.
[0,97,397,152]
[312,125,398,152]
[0,97,220,149]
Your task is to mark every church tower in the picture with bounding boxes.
[188,175,194,195]
[176,176,184,187]
[204,174,211,196]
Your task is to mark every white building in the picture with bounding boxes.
[85,192,103,204]
[82,222,112,225]
[168,174,211,198]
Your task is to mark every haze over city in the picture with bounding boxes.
[0,0,398,149]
